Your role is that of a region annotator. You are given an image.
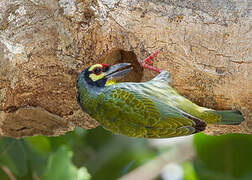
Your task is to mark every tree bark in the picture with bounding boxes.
[0,0,251,137]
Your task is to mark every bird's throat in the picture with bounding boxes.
[105,79,116,86]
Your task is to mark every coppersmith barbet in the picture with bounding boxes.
[76,53,244,138]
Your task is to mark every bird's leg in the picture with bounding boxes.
[143,49,160,65]
[140,48,163,73]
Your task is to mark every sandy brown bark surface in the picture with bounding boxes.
[0,0,251,137]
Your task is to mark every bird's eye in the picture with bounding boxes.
[93,68,102,75]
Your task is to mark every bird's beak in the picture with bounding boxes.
[104,63,132,80]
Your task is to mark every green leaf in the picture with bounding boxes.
[25,136,51,155]
[41,146,91,180]
[85,126,113,150]
[182,162,197,180]
[0,138,27,177]
[90,137,156,180]
[193,133,252,180]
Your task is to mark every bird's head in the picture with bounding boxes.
[77,63,132,89]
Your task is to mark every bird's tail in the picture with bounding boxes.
[215,110,244,125]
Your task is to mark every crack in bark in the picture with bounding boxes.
[16,126,30,132]
[4,106,18,113]
[230,60,252,64]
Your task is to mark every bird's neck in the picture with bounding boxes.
[77,84,104,116]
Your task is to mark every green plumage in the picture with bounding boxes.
[77,70,244,138]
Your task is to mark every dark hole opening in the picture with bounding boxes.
[101,49,144,82]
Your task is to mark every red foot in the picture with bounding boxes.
[143,49,160,65]
[142,63,161,73]
[140,48,163,73]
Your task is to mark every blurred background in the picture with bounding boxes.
[0,126,251,180]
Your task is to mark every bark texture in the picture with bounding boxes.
[0,0,251,137]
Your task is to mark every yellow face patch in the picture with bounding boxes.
[89,64,105,82]
[88,64,117,86]
[89,73,104,81]
[89,64,103,71]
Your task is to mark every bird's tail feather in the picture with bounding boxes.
[215,110,244,125]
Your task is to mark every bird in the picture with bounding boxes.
[76,50,244,138]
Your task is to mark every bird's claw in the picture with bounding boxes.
[144,57,153,65]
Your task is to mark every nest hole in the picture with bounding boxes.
[101,49,144,82]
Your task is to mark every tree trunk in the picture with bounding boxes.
[0,0,251,138]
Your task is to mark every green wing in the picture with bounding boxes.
[149,71,222,124]
[97,87,205,138]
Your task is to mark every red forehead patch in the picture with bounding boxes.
[100,63,108,67]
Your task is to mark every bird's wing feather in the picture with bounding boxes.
[144,71,219,124]
[98,86,203,138]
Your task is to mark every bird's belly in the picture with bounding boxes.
[94,109,151,138]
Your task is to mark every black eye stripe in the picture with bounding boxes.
[93,67,102,74]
